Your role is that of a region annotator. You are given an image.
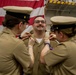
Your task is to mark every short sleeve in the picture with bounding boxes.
[44,44,68,67]
[13,41,31,73]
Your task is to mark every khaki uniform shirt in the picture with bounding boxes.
[24,34,58,75]
[0,28,31,75]
[44,36,76,75]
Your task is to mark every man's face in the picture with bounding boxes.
[33,17,46,31]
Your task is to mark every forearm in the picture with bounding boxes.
[28,45,34,67]
[40,44,50,64]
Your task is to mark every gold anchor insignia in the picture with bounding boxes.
[56,27,58,29]
[24,16,26,19]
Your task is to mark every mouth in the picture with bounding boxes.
[37,25,44,28]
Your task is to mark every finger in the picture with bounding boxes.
[25,32,30,34]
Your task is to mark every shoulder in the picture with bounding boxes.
[11,38,28,53]
[61,40,76,49]
[6,34,25,48]
[50,40,59,48]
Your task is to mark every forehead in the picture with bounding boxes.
[35,17,45,20]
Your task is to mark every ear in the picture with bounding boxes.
[59,31,64,38]
[18,22,23,29]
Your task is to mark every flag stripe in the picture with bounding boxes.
[0,8,6,16]
[30,6,44,17]
[0,17,4,25]
[0,0,44,8]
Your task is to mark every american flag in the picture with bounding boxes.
[0,0,48,31]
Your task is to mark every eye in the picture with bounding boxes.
[34,20,40,23]
[34,20,45,23]
[41,20,46,23]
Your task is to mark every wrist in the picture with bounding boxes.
[19,35,22,39]
[45,43,50,46]
[45,43,53,50]
[28,45,33,48]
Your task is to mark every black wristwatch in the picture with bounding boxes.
[45,43,53,50]
[19,35,22,39]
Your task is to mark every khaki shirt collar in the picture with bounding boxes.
[70,35,76,41]
[2,28,15,37]
[31,34,45,44]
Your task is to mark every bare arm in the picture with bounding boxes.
[28,37,35,67]
[40,39,50,64]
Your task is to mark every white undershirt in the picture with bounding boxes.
[36,38,43,43]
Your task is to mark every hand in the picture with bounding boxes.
[49,33,56,40]
[44,39,50,44]
[45,31,50,39]
[28,37,35,46]
[21,32,31,40]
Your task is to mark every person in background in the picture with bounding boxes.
[23,16,58,75]
[40,16,76,75]
[0,6,34,75]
